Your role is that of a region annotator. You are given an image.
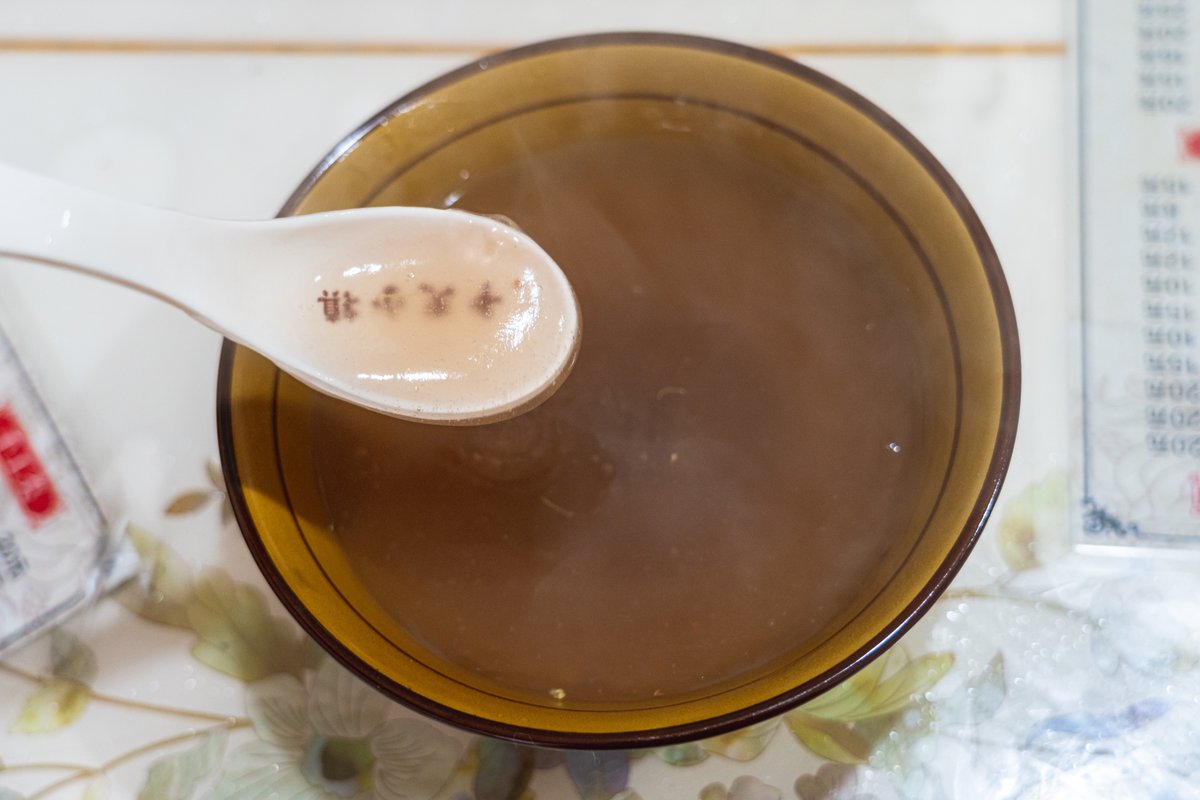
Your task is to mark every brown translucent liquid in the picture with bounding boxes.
[309,133,933,704]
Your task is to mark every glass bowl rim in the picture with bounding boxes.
[216,30,1021,749]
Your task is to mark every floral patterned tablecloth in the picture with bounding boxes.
[5,470,1200,800]
[4,2,1199,798]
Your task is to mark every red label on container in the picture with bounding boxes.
[1183,129,1200,161]
[0,405,61,526]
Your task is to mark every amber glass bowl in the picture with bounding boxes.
[218,33,1019,748]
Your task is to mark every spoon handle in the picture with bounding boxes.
[0,163,236,323]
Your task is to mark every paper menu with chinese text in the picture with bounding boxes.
[1075,0,1200,549]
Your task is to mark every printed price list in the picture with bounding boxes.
[1077,0,1200,547]
[1140,175,1199,459]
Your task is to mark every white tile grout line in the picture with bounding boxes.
[0,38,1068,57]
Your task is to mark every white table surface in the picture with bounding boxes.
[3,4,1197,799]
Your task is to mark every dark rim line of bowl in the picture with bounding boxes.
[216,31,1021,749]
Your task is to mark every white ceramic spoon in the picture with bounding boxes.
[0,164,580,424]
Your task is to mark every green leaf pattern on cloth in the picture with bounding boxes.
[784,714,872,764]
[800,649,954,722]
[650,742,708,766]
[784,648,954,763]
[700,719,780,761]
[117,525,314,682]
[11,630,101,734]
[186,570,309,682]
[138,730,228,800]
[117,523,196,630]
[164,491,217,516]
[994,472,1067,572]
[12,679,90,734]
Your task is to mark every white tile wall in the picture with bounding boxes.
[0,47,1071,511]
[2,0,1064,45]
[0,8,1075,797]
